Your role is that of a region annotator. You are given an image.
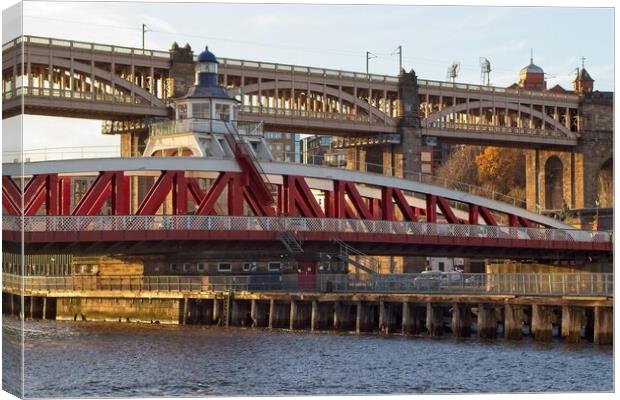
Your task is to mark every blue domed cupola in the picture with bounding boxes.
[196,46,219,86]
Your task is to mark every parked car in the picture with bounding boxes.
[413,270,464,290]
[413,270,442,290]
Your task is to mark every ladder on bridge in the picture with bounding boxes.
[221,291,233,327]
[332,239,379,274]
[276,231,304,254]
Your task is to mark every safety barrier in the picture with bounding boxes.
[3,215,612,243]
[2,272,612,297]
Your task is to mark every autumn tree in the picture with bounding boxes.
[435,145,482,189]
[475,146,526,200]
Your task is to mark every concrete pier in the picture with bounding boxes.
[451,303,472,337]
[403,303,427,335]
[426,303,444,337]
[476,304,497,339]
[4,290,611,346]
[355,301,375,334]
[333,301,356,331]
[231,299,252,327]
[251,299,270,327]
[531,304,554,342]
[290,300,312,330]
[311,300,333,331]
[379,301,402,334]
[594,306,613,345]
[561,306,584,343]
[504,304,525,340]
[269,300,291,329]
[213,299,222,325]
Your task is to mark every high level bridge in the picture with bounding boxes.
[2,35,613,212]
[3,35,579,147]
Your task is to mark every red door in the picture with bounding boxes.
[298,261,317,290]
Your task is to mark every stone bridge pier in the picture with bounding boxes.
[526,93,613,213]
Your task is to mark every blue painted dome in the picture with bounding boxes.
[197,46,218,63]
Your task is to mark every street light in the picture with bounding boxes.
[366,51,378,74]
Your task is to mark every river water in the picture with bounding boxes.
[2,317,613,397]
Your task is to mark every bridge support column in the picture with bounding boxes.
[250,300,269,328]
[334,301,355,331]
[311,301,334,331]
[451,303,472,337]
[561,306,584,343]
[594,306,613,345]
[477,304,497,338]
[355,301,373,334]
[231,300,251,327]
[426,303,444,337]
[42,297,47,320]
[531,304,554,342]
[405,303,426,335]
[379,301,390,334]
[213,299,222,326]
[269,300,290,329]
[402,302,413,334]
[290,300,311,330]
[504,304,525,340]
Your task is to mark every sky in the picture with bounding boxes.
[1,0,616,153]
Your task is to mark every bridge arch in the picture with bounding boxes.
[423,100,575,138]
[27,55,166,107]
[237,80,395,125]
[544,156,564,210]
[597,157,613,208]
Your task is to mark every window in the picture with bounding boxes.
[285,133,291,139]
[193,103,210,119]
[215,103,230,121]
[197,263,205,272]
[438,262,445,272]
[285,145,291,151]
[183,263,192,273]
[268,262,281,272]
[218,263,232,272]
[243,263,251,272]
[170,263,178,272]
[177,104,188,120]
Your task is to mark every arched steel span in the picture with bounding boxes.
[2,157,572,229]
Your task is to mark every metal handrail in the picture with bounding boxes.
[4,215,612,243]
[2,272,613,297]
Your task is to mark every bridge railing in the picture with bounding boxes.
[148,118,264,138]
[239,105,385,124]
[4,215,612,243]
[2,87,144,105]
[2,272,613,297]
[2,146,121,163]
[425,121,569,138]
[2,35,169,58]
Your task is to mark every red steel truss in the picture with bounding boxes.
[3,169,537,228]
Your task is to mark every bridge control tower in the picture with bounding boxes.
[144,46,272,160]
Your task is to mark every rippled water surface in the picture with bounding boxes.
[2,318,613,397]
